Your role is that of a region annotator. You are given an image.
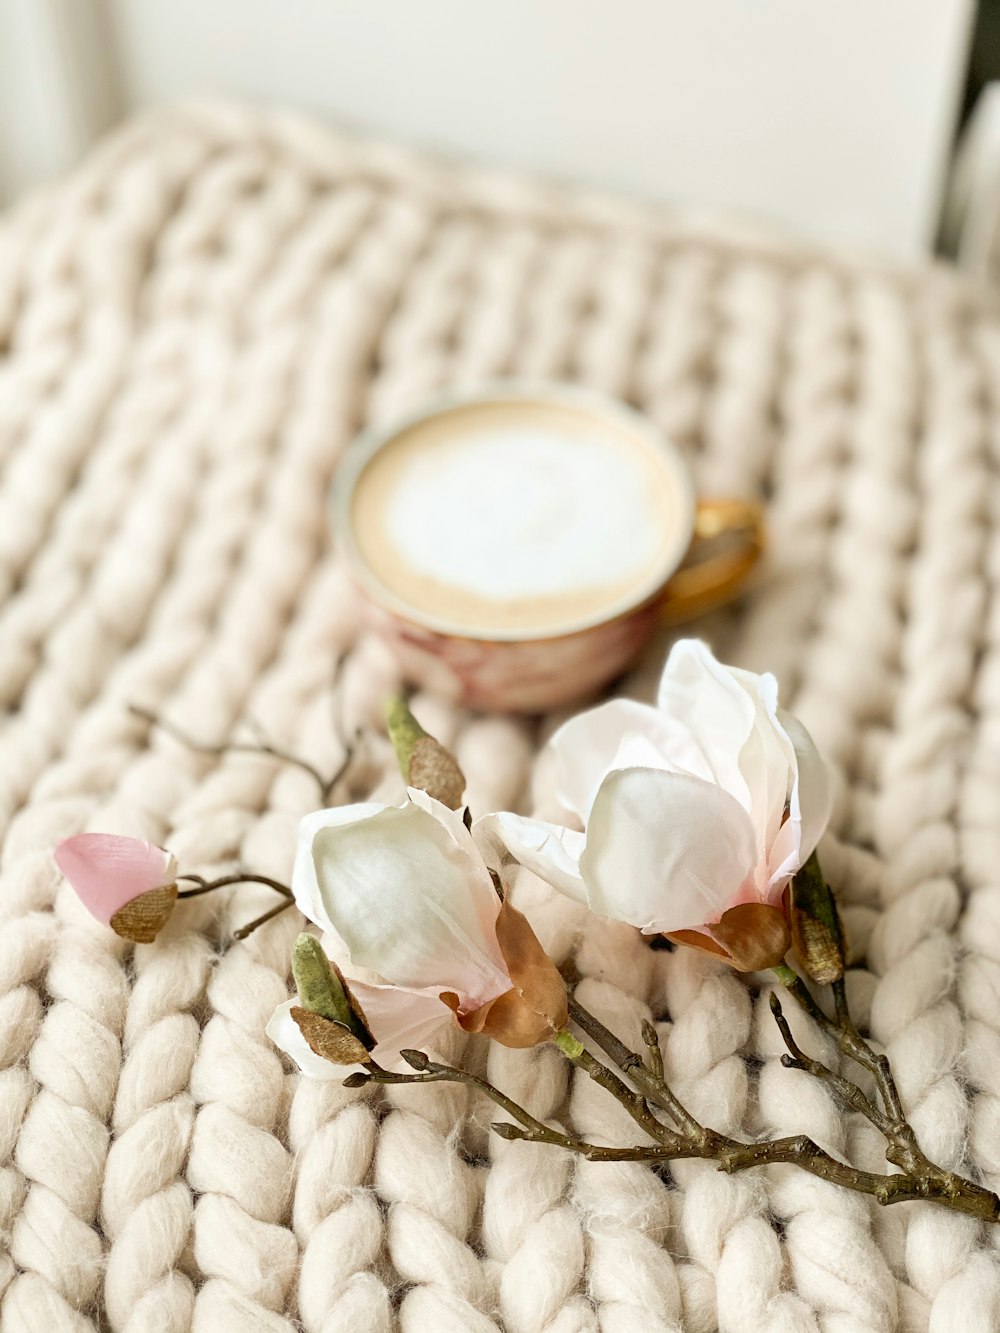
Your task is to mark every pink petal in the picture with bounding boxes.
[55,833,177,925]
[350,978,459,1070]
[267,982,457,1080]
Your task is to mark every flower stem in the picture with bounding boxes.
[772,966,999,1221]
[176,872,296,939]
[561,991,1000,1220]
[567,995,703,1136]
[232,898,295,940]
[130,704,357,804]
[177,873,293,898]
[351,1041,998,1215]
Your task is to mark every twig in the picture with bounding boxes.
[641,1017,664,1084]
[771,966,999,1220]
[177,871,297,940]
[768,993,893,1136]
[129,704,357,804]
[564,990,999,1220]
[773,963,905,1124]
[359,1054,603,1153]
[177,872,293,899]
[233,899,295,940]
[353,1046,999,1215]
[568,995,703,1137]
[569,1042,679,1144]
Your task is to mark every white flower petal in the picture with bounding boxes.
[782,711,832,858]
[549,699,676,817]
[580,767,759,933]
[267,999,346,1081]
[319,930,381,985]
[655,640,758,807]
[293,802,387,933]
[768,710,833,885]
[406,786,477,854]
[476,812,587,902]
[311,802,510,1007]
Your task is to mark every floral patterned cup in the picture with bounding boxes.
[332,383,764,712]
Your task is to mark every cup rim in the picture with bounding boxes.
[331,380,697,643]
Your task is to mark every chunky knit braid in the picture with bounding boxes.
[3,98,1000,1330]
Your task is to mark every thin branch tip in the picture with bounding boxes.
[400,1049,430,1070]
[130,703,354,802]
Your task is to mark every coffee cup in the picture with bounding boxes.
[333,382,764,712]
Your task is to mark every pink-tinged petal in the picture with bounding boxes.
[580,767,758,933]
[311,802,510,1009]
[349,978,459,1070]
[268,983,457,1080]
[655,640,757,808]
[292,803,388,933]
[475,812,587,903]
[55,834,177,925]
[728,667,798,870]
[549,698,677,818]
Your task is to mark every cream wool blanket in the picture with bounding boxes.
[1,101,999,1333]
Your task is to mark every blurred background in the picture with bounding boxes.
[0,0,999,276]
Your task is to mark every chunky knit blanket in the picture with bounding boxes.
[2,100,1000,1333]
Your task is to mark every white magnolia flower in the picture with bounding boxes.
[478,639,832,971]
[268,788,567,1078]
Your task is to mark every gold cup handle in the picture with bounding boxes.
[658,498,766,625]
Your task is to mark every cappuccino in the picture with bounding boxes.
[344,391,693,639]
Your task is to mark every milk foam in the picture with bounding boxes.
[350,399,687,635]
[385,427,658,600]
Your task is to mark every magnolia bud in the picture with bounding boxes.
[385,695,466,809]
[290,1007,372,1065]
[789,852,846,984]
[110,885,178,943]
[291,933,374,1047]
[491,1122,523,1140]
[400,1048,430,1071]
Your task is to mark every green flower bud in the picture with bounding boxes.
[385,695,466,809]
[789,852,846,984]
[291,933,374,1047]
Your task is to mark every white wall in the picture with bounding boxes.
[0,0,122,200]
[1,0,976,261]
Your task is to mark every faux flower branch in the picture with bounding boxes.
[55,642,1000,1224]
